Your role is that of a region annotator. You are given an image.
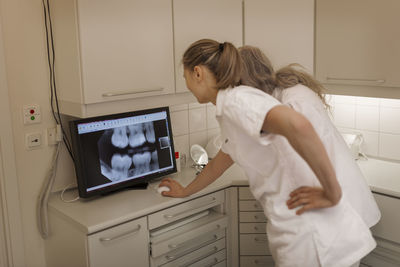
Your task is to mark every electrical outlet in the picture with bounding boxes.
[47,127,57,145]
[25,132,42,150]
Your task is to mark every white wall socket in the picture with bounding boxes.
[25,132,42,150]
[47,127,58,145]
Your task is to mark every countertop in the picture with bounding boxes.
[358,158,400,198]
[49,158,400,234]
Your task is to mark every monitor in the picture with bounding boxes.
[69,107,176,198]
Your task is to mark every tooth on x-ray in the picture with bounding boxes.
[128,124,146,148]
[132,152,152,175]
[111,126,129,148]
[144,122,156,143]
[110,154,132,181]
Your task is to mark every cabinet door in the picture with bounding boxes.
[88,217,148,267]
[77,0,175,103]
[316,0,400,88]
[244,0,314,72]
[173,0,243,93]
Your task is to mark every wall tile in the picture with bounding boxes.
[379,133,400,160]
[355,96,380,106]
[189,102,205,109]
[333,103,356,128]
[170,103,188,112]
[206,104,219,129]
[189,130,208,149]
[358,130,379,157]
[207,128,221,141]
[380,107,400,134]
[355,105,379,131]
[380,98,400,108]
[334,95,356,104]
[189,107,207,133]
[170,110,188,136]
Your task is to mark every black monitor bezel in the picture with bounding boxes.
[69,106,176,198]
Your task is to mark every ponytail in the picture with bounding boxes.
[182,39,242,89]
[239,45,330,109]
[275,64,329,108]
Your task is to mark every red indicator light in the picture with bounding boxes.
[30,109,35,114]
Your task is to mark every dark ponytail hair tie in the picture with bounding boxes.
[219,42,225,52]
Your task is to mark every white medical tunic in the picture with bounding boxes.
[216,85,377,267]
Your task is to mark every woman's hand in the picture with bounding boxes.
[286,186,341,215]
[158,178,188,198]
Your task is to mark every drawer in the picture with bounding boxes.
[239,187,255,200]
[87,217,148,267]
[239,212,267,223]
[240,234,270,255]
[240,223,266,234]
[371,193,400,243]
[148,190,224,230]
[159,240,226,267]
[240,256,275,267]
[151,228,225,266]
[151,214,227,258]
[213,260,226,267]
[239,200,263,211]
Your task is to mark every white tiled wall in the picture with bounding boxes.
[170,103,220,166]
[329,95,400,161]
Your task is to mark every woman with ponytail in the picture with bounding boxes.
[159,39,376,267]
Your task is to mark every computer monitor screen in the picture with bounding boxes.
[69,107,176,198]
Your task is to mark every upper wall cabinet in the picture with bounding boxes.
[244,0,314,72]
[52,0,175,113]
[173,0,243,93]
[316,0,400,98]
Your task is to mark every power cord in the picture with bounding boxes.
[60,183,80,203]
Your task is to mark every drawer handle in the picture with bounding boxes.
[179,246,218,267]
[254,203,260,209]
[204,258,219,267]
[255,259,269,265]
[168,233,219,250]
[99,224,141,242]
[102,87,164,97]
[163,197,217,219]
[254,226,259,231]
[326,77,385,83]
[254,236,268,243]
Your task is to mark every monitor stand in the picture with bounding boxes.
[126,182,148,190]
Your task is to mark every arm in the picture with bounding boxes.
[159,149,234,198]
[263,105,342,214]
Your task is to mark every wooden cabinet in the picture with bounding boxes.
[244,0,314,72]
[315,0,400,98]
[52,0,175,115]
[173,0,243,93]
[45,215,149,267]
[361,193,400,266]
[238,187,274,266]
[88,217,149,267]
[45,189,231,267]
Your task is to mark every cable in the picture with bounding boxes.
[60,183,80,203]
[42,0,75,162]
[37,142,62,239]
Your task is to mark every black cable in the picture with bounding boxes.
[42,0,75,162]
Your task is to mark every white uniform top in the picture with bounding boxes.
[272,84,381,228]
[216,85,377,267]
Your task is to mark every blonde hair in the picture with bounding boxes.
[182,39,242,89]
[239,45,329,108]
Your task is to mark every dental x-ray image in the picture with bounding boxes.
[98,122,160,182]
